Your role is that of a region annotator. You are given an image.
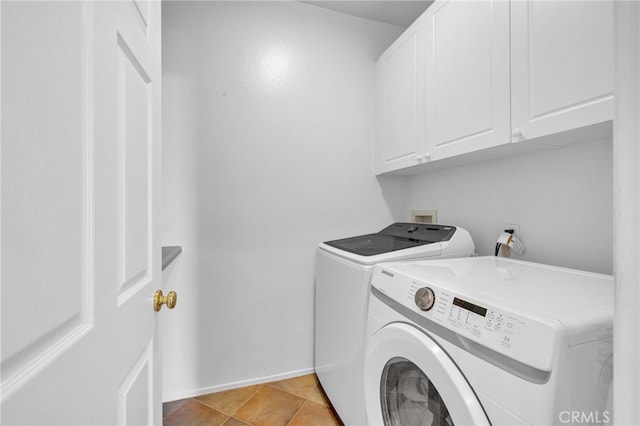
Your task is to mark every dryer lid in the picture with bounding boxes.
[323,223,457,256]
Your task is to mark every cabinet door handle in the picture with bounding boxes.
[423,152,431,162]
[416,154,423,162]
[512,128,523,139]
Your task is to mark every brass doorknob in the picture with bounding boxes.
[153,290,177,312]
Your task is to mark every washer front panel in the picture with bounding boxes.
[372,266,559,372]
[364,322,490,426]
[372,287,551,384]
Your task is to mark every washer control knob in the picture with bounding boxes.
[415,287,436,311]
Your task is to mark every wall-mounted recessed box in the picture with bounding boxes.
[412,210,438,224]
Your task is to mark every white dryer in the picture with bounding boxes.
[315,223,475,425]
[365,257,613,426]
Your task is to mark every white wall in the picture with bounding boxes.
[161,1,405,400]
[613,2,640,421]
[402,137,613,274]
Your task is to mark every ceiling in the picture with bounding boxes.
[301,1,433,28]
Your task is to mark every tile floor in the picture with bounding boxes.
[163,373,344,426]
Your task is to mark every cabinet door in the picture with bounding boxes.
[511,0,614,142]
[375,21,427,174]
[425,0,510,161]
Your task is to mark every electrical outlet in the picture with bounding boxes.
[504,223,520,239]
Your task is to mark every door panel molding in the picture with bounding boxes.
[116,31,152,305]
[0,2,95,400]
[132,0,149,32]
[118,341,155,426]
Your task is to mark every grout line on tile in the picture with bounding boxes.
[286,399,307,426]
[192,397,232,422]
[230,384,264,417]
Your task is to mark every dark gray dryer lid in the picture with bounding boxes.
[323,223,457,256]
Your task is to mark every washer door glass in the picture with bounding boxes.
[364,320,489,425]
[381,357,453,426]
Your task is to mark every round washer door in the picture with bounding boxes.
[364,322,490,426]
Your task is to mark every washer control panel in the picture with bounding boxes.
[374,268,557,372]
[422,286,525,349]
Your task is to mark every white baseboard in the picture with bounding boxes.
[162,366,317,402]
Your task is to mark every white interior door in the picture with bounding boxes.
[1,1,163,424]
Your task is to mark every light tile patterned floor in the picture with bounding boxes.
[163,374,343,426]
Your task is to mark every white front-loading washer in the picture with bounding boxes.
[315,223,475,425]
[365,257,613,426]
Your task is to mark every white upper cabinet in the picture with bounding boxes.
[425,0,510,161]
[375,16,428,174]
[375,0,614,175]
[510,0,614,142]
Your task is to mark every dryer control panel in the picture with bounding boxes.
[420,285,527,352]
[373,268,558,372]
